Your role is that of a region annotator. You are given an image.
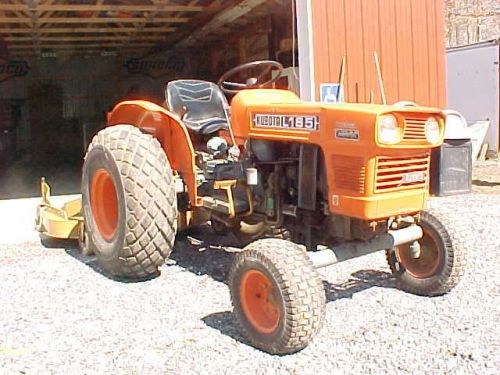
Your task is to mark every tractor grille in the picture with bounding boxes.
[332,155,366,193]
[375,154,430,193]
[403,119,427,141]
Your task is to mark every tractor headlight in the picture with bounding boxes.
[377,115,402,145]
[425,117,441,144]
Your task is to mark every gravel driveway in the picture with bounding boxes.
[0,193,499,374]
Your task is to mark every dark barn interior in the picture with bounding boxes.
[0,0,297,199]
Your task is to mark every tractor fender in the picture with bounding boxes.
[106,100,200,207]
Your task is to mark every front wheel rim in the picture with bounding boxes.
[396,228,443,279]
[90,168,118,241]
[239,269,281,334]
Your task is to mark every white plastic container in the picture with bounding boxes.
[246,168,258,186]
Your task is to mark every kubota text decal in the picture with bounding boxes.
[252,114,319,131]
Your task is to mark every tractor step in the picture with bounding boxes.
[201,195,249,216]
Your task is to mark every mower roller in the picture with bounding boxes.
[36,60,467,354]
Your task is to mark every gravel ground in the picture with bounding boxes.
[473,159,500,195]
[0,193,499,374]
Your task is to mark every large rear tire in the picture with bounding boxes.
[82,125,177,279]
[386,210,467,296]
[229,239,326,354]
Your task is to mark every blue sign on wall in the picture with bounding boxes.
[320,83,344,103]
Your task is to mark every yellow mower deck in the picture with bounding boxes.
[35,178,83,240]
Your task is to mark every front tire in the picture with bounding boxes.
[229,239,326,354]
[82,125,177,279]
[386,210,467,296]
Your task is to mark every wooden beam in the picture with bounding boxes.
[0,17,189,24]
[0,5,25,12]
[142,0,228,54]
[0,17,33,23]
[176,0,268,48]
[123,0,182,47]
[9,42,156,49]
[0,26,176,34]
[10,47,148,57]
[0,4,205,12]
[5,35,170,42]
[89,0,104,21]
[38,0,59,30]
[239,37,247,64]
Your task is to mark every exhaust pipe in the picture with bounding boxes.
[308,225,423,268]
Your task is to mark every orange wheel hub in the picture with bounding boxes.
[396,228,442,279]
[240,269,281,334]
[90,168,118,241]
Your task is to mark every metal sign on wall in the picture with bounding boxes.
[124,53,188,78]
[0,57,30,83]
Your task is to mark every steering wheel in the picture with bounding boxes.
[217,60,284,95]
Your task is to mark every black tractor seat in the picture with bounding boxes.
[165,79,230,135]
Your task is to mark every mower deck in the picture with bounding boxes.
[35,178,83,240]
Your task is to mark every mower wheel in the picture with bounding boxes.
[78,223,94,256]
[82,125,177,279]
[229,239,325,354]
[386,210,467,296]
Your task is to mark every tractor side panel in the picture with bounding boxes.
[107,100,199,206]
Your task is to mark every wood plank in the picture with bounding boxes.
[142,0,228,52]
[0,17,189,24]
[0,27,176,34]
[0,4,204,12]
[123,0,174,47]
[176,0,267,47]
[0,5,25,11]
[9,42,156,49]
[12,45,147,52]
[10,48,148,57]
[478,144,489,161]
[38,17,190,24]
[5,35,169,42]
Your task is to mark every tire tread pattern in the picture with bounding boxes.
[229,239,326,354]
[85,125,177,278]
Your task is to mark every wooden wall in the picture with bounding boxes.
[311,0,447,108]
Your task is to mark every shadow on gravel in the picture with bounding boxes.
[323,269,397,302]
[202,311,247,344]
[172,226,399,301]
[173,226,401,348]
[39,235,157,283]
[41,226,400,350]
[201,271,398,350]
[472,179,500,187]
[169,225,239,284]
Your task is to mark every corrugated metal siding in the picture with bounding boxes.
[311,0,447,108]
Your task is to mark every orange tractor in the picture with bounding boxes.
[74,61,466,354]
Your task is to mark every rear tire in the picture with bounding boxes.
[386,210,467,296]
[82,125,177,279]
[229,239,326,354]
